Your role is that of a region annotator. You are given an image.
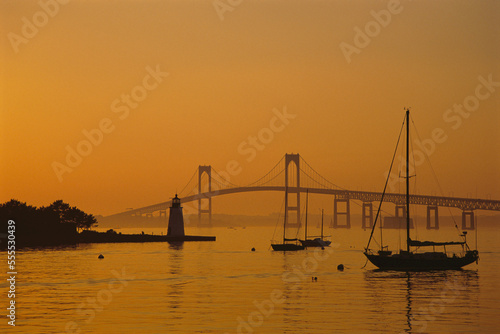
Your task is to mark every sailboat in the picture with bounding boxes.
[300,190,331,247]
[271,186,305,251]
[363,109,479,270]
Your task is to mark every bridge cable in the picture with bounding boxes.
[179,168,198,197]
[259,169,285,187]
[211,167,240,189]
[297,165,392,217]
[245,155,286,188]
[300,156,346,190]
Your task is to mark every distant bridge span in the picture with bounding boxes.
[105,186,500,229]
[103,154,500,230]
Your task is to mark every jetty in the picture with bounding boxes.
[78,194,215,244]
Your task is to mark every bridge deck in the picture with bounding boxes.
[105,186,500,218]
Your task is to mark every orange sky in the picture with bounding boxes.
[1,0,499,217]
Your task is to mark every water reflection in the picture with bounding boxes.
[168,241,184,251]
[404,272,413,333]
[364,270,479,333]
[166,243,184,315]
[279,252,317,331]
[22,243,84,252]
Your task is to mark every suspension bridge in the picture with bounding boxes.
[103,154,500,230]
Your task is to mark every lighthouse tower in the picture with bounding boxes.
[167,194,185,237]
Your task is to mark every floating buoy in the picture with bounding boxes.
[312,276,318,281]
[251,247,256,252]
[337,264,344,271]
[98,254,104,259]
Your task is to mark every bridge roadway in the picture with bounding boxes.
[105,186,500,218]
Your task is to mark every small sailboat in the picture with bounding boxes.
[300,190,331,247]
[272,186,305,251]
[363,109,479,270]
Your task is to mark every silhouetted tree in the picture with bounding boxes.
[47,200,98,231]
[48,200,72,222]
[68,208,98,231]
[0,199,37,222]
[0,199,98,247]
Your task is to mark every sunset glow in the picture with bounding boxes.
[1,0,498,217]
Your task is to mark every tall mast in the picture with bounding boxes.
[380,213,383,250]
[321,209,324,240]
[284,185,288,244]
[406,108,411,253]
[305,189,309,240]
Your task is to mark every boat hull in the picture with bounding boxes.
[364,251,479,271]
[271,243,305,251]
[299,238,331,247]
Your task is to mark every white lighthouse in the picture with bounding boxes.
[167,194,185,237]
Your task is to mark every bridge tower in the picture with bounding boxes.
[395,204,406,219]
[159,210,167,221]
[332,193,351,228]
[361,202,373,229]
[198,165,212,225]
[285,154,301,227]
[462,210,475,230]
[426,205,439,229]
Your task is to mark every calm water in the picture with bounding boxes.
[1,224,499,333]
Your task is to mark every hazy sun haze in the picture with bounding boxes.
[1,0,498,216]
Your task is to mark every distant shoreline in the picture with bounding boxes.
[98,213,500,229]
[0,230,215,250]
[78,230,215,244]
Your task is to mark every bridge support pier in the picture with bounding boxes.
[462,210,475,230]
[332,196,350,229]
[426,205,439,230]
[361,202,373,229]
[159,210,167,221]
[198,165,212,226]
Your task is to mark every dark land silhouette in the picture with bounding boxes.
[0,199,97,248]
[0,199,214,249]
